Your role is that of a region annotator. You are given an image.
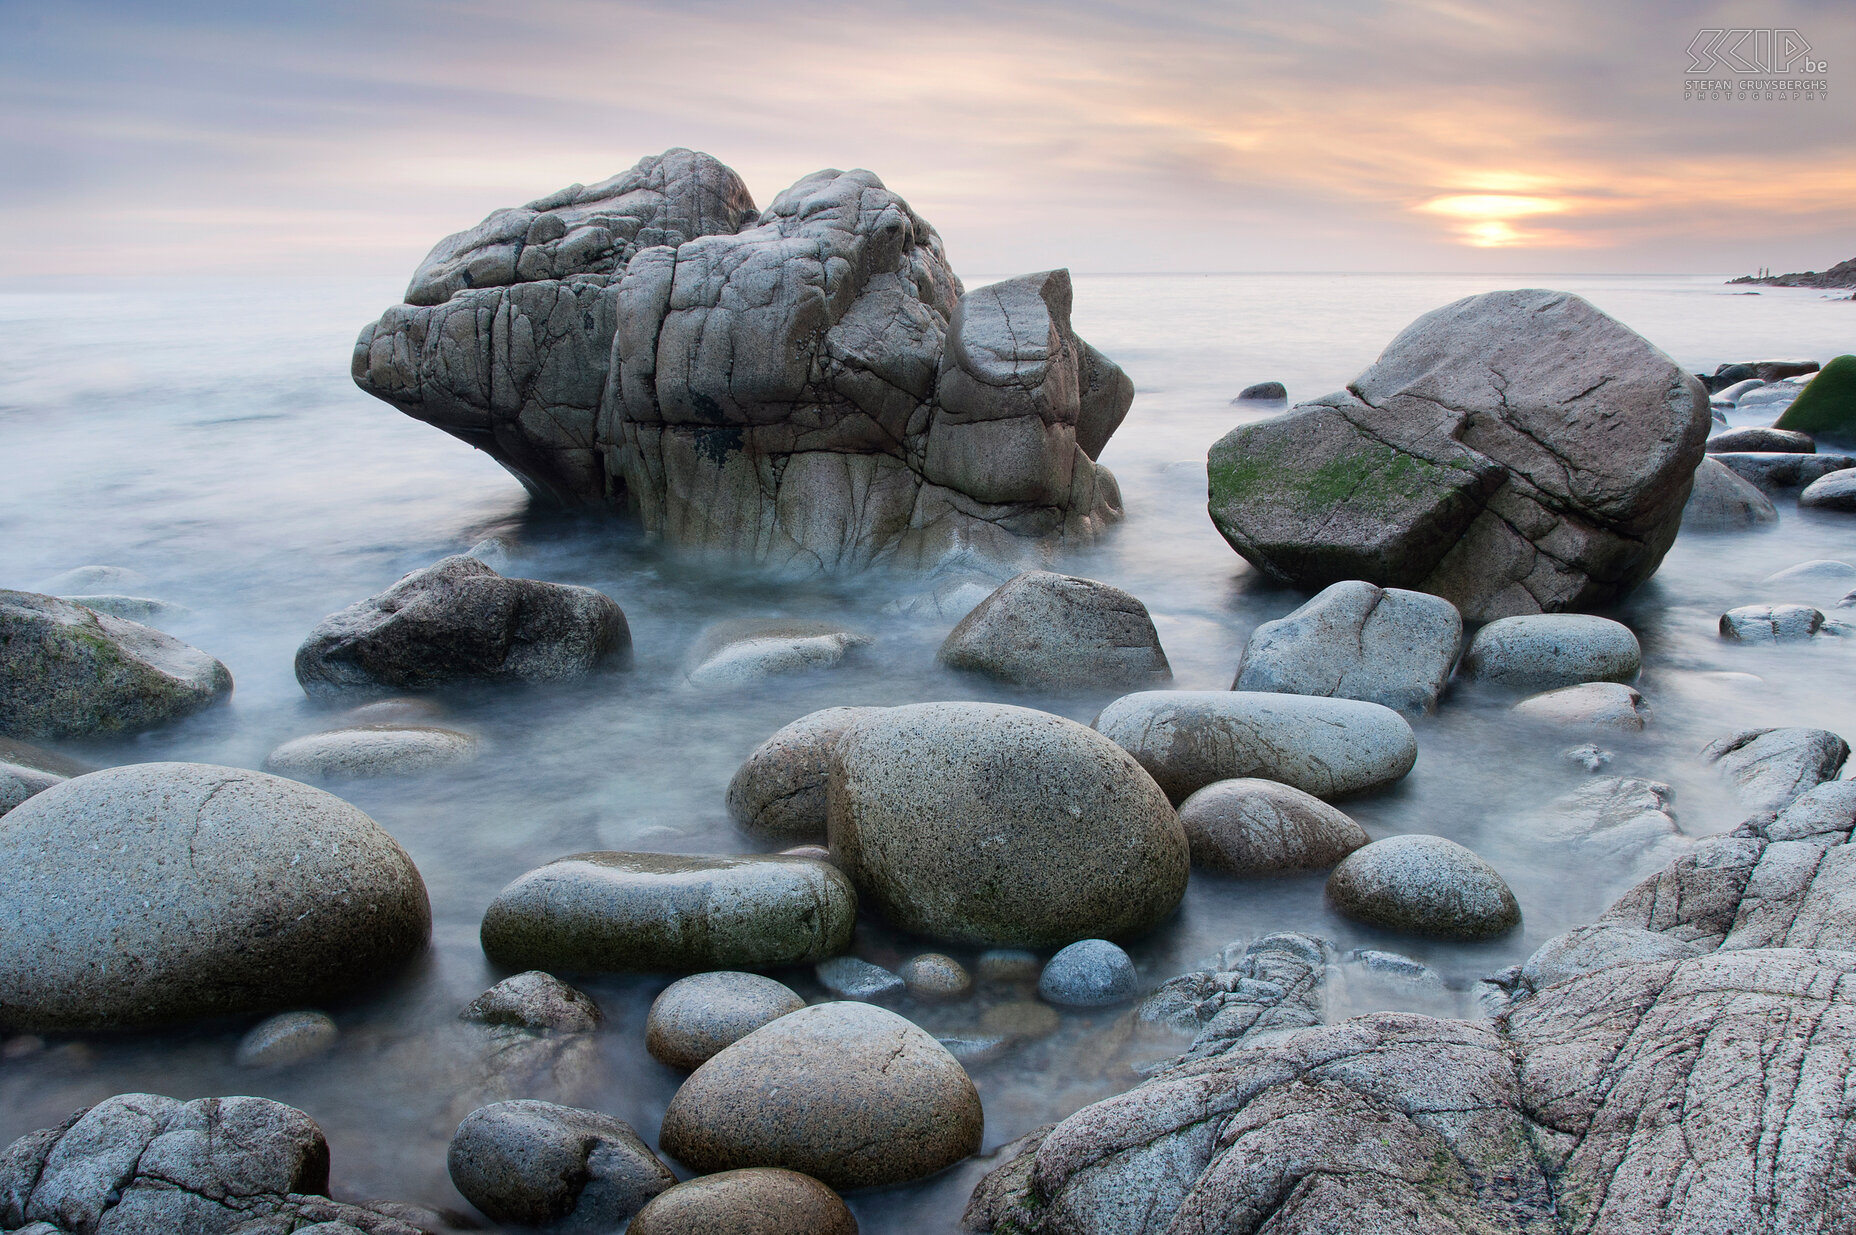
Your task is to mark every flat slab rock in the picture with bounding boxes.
[963,734,1856,1235]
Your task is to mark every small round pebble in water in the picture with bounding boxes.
[814,955,905,1002]
[1037,940,1139,1007]
[898,953,972,1002]
[235,1011,338,1068]
[627,1167,857,1235]
[976,948,1042,984]
[980,1000,1061,1040]
[646,972,806,1070]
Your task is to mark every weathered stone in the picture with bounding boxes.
[827,702,1187,946]
[627,1168,857,1235]
[1706,425,1816,453]
[726,707,884,842]
[1325,835,1520,940]
[1713,450,1854,494]
[814,956,905,1003]
[0,760,64,818]
[1511,681,1650,730]
[263,725,481,780]
[976,949,1042,985]
[1525,776,1689,871]
[1232,580,1461,716]
[1176,778,1369,875]
[645,972,805,1069]
[899,953,972,1002]
[1681,456,1779,531]
[1038,940,1138,1007]
[1457,613,1640,691]
[461,971,601,1034]
[1092,690,1417,803]
[1233,381,1287,402]
[659,1002,983,1188]
[235,1012,339,1069]
[0,592,231,739]
[686,621,871,687]
[1720,603,1833,642]
[0,763,430,1030]
[480,852,856,973]
[1138,932,1328,1063]
[1516,923,1702,993]
[1800,467,1856,510]
[1207,289,1710,620]
[446,1100,673,1229]
[1702,727,1849,815]
[938,571,1170,691]
[355,151,1132,574]
[295,555,628,697]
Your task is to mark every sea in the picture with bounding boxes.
[1,271,1852,1230]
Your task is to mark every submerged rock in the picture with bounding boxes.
[827,702,1188,947]
[1176,777,1369,874]
[659,1002,983,1188]
[1527,776,1688,870]
[354,151,1131,574]
[937,571,1171,691]
[1206,289,1709,620]
[263,724,481,780]
[899,953,972,1002]
[295,555,629,696]
[686,620,871,687]
[1457,613,1640,691]
[646,972,805,1070]
[1325,834,1520,940]
[0,763,430,1030]
[1719,603,1834,642]
[1092,690,1417,802]
[1233,381,1287,402]
[628,1168,857,1235]
[1713,451,1854,494]
[1231,580,1461,716]
[1682,456,1780,531]
[1702,727,1850,815]
[480,852,856,973]
[1800,468,1856,510]
[1137,932,1329,1063]
[1037,939,1138,1007]
[235,1011,339,1069]
[56,594,188,626]
[1511,681,1651,730]
[726,706,884,842]
[0,591,231,739]
[447,1100,674,1230]
[461,971,602,1034]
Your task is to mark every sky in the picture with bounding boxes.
[1,0,1850,280]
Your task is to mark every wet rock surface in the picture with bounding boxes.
[1206,289,1710,620]
[1093,690,1417,802]
[1325,834,1521,940]
[1681,455,1778,531]
[1176,777,1369,874]
[686,621,871,688]
[1800,467,1856,510]
[355,151,1132,573]
[295,555,629,697]
[1719,602,1835,642]
[460,971,602,1034]
[937,571,1171,691]
[446,1099,673,1229]
[0,591,232,739]
[1457,613,1641,691]
[480,851,857,973]
[1037,940,1139,1007]
[1231,579,1461,715]
[645,971,805,1069]
[0,763,430,1030]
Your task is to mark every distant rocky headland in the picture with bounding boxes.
[1730,257,1856,289]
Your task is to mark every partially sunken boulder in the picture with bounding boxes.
[1208,290,1711,619]
[1232,580,1460,716]
[295,555,629,697]
[355,150,1133,573]
[938,570,1171,691]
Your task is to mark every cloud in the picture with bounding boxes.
[0,0,1849,278]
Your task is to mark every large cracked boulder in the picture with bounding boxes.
[1207,290,1711,620]
[354,150,1132,573]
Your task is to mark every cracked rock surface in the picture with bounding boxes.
[963,729,1856,1235]
[1207,289,1711,620]
[354,149,1132,574]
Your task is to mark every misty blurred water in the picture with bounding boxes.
[1,271,1852,1230]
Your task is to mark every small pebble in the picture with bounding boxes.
[814,956,905,1002]
[235,1011,338,1068]
[1038,940,1139,1008]
[899,953,972,1002]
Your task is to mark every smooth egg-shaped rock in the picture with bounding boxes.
[627,1167,857,1235]
[646,972,806,1070]
[0,763,430,1030]
[479,852,857,973]
[659,1001,983,1188]
[1325,835,1520,941]
[1092,691,1417,803]
[1457,615,1640,692]
[1177,778,1370,874]
[263,724,481,780]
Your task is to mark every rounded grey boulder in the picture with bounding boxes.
[447,1100,674,1229]
[1706,425,1815,453]
[1038,939,1138,1007]
[1719,604,1831,643]
[295,555,629,697]
[1457,615,1640,691]
[461,971,601,1033]
[1233,580,1462,716]
[1325,835,1520,940]
[1177,778,1370,875]
[936,570,1171,691]
[235,1011,339,1068]
[628,1167,857,1235]
[646,971,805,1070]
[0,591,232,739]
[263,724,481,780]
[659,1001,984,1188]
[1511,682,1651,730]
[0,763,431,1030]
[1681,456,1778,532]
[827,702,1188,947]
[1092,690,1418,803]
[725,706,884,842]
[480,852,856,973]
[1800,469,1856,510]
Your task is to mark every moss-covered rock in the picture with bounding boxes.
[1774,354,1856,438]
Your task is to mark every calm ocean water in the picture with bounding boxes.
[1,271,1852,1229]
